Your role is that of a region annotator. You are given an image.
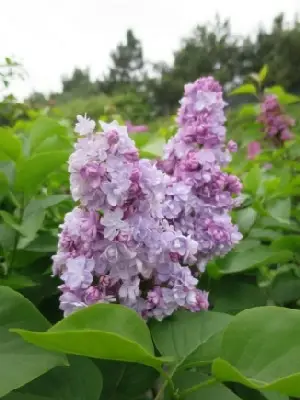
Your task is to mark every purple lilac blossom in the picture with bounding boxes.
[258,94,295,143]
[53,76,242,321]
[54,116,208,320]
[247,141,261,160]
[158,76,242,272]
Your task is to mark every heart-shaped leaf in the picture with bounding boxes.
[151,311,232,370]
[95,360,158,400]
[15,151,69,195]
[3,356,102,400]
[14,304,166,370]
[173,371,241,399]
[0,286,67,397]
[212,307,300,397]
[218,246,293,274]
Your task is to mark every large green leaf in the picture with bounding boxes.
[218,246,293,274]
[18,210,46,249]
[0,171,9,195]
[233,384,288,400]
[0,210,24,235]
[212,307,300,397]
[23,195,70,219]
[29,117,68,154]
[258,65,269,83]
[211,278,266,314]
[129,132,151,149]
[230,84,256,96]
[14,304,165,370]
[24,232,58,253]
[3,356,102,400]
[267,198,291,220]
[172,371,241,399]
[140,137,165,158]
[265,86,300,104]
[151,311,232,370]
[243,165,261,195]
[0,128,22,161]
[0,274,36,290]
[0,286,67,397]
[95,360,158,400]
[236,207,257,234]
[15,151,69,194]
[270,270,300,305]
[271,235,300,252]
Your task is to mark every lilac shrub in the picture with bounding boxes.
[247,94,295,159]
[258,94,295,142]
[53,77,242,320]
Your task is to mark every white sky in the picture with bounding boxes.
[1,0,299,99]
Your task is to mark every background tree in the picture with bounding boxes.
[102,29,145,94]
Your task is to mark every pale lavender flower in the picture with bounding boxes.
[61,256,94,290]
[101,209,129,240]
[75,114,96,136]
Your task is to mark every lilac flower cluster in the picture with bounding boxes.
[54,118,209,320]
[53,77,242,320]
[247,94,294,160]
[258,94,295,143]
[158,77,242,270]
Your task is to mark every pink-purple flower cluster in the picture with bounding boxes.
[53,77,242,320]
[247,94,295,159]
[258,94,295,142]
[158,76,242,270]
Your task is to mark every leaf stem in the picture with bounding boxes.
[154,366,177,400]
[178,377,217,399]
[9,194,25,271]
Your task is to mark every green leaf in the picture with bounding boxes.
[24,232,58,253]
[0,210,24,235]
[129,132,151,149]
[18,210,46,248]
[271,235,300,252]
[211,278,266,314]
[234,384,288,400]
[230,84,256,96]
[259,216,300,233]
[249,228,281,241]
[234,239,260,252]
[236,207,257,234]
[24,195,70,219]
[140,137,165,158]
[0,223,15,250]
[243,165,261,195]
[265,86,300,105]
[151,311,232,369]
[3,356,102,400]
[13,303,165,370]
[270,270,300,305]
[0,274,36,289]
[95,360,158,400]
[0,128,22,161]
[258,65,269,83]
[173,371,241,399]
[15,151,69,194]
[29,117,68,154]
[218,246,293,274]
[212,307,300,397]
[34,135,71,154]
[0,171,9,194]
[267,198,291,220]
[0,286,67,397]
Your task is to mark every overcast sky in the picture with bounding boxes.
[1,0,299,98]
